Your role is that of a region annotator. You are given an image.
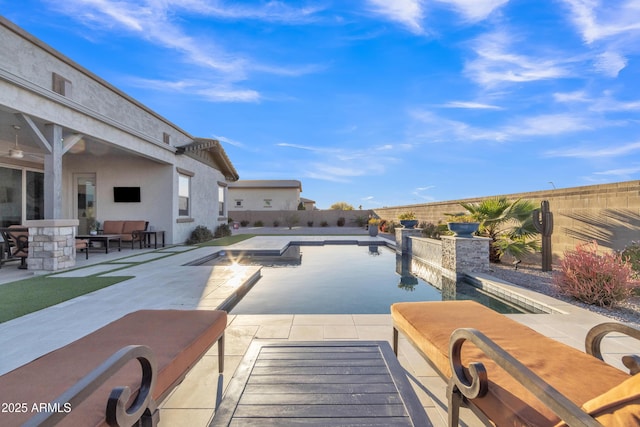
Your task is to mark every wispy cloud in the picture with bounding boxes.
[44,0,323,101]
[594,166,640,176]
[594,51,627,77]
[464,30,574,87]
[215,135,245,148]
[276,142,329,152]
[561,0,640,44]
[411,110,597,142]
[441,101,503,109]
[543,141,640,158]
[365,0,426,34]
[435,0,509,22]
[127,78,260,102]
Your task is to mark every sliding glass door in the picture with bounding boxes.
[75,173,97,235]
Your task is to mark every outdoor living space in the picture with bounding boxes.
[0,227,637,427]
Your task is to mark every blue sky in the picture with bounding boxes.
[3,1,640,209]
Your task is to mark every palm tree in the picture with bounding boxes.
[460,197,540,263]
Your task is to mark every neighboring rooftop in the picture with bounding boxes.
[229,180,302,191]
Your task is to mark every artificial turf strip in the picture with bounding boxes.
[198,234,256,246]
[0,275,133,324]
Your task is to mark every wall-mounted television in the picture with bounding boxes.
[113,187,141,203]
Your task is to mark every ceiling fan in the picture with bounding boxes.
[0,125,43,161]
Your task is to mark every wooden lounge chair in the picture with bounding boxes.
[391,300,640,426]
[0,309,227,427]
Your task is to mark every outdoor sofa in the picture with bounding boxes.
[0,309,227,426]
[100,220,148,249]
[391,300,640,426]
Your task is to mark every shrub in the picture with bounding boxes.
[554,241,637,308]
[354,216,368,227]
[273,220,280,227]
[307,221,314,227]
[186,225,214,245]
[420,222,440,239]
[386,220,397,233]
[621,241,640,277]
[254,220,264,227]
[337,217,346,227]
[321,220,329,227]
[240,220,250,227]
[214,223,231,238]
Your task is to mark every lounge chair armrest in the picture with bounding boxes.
[23,345,158,427]
[448,328,602,427]
[586,322,640,374]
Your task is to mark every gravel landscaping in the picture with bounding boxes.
[486,262,640,327]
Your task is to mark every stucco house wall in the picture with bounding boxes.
[0,17,238,244]
[229,180,302,211]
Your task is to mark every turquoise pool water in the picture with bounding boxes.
[206,245,527,315]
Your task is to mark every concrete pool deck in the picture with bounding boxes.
[0,227,637,426]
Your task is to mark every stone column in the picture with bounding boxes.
[395,228,422,254]
[25,219,79,273]
[441,235,491,279]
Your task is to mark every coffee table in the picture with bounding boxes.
[76,234,122,254]
[210,341,431,426]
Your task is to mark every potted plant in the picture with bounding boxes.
[398,212,418,229]
[446,213,479,237]
[368,218,380,236]
[87,217,100,235]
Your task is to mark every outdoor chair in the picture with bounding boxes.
[392,300,640,426]
[5,225,29,269]
[0,309,227,426]
[75,238,89,259]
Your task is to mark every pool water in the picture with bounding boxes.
[210,245,526,315]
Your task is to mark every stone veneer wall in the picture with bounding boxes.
[440,236,490,276]
[25,219,79,272]
[373,180,640,262]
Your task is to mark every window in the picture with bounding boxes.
[218,185,226,217]
[52,72,72,96]
[178,174,190,217]
[235,199,243,207]
[264,199,272,208]
[163,132,171,145]
[26,171,44,220]
[0,166,44,226]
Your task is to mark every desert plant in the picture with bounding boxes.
[354,216,368,227]
[385,220,398,233]
[240,220,250,227]
[186,225,214,244]
[445,213,477,223]
[321,220,329,227]
[337,217,346,227]
[621,241,640,277]
[460,197,539,263]
[213,223,231,238]
[253,220,264,227]
[283,213,300,229]
[273,220,280,227]
[554,241,637,308]
[420,222,440,239]
[307,221,314,227]
[398,211,416,220]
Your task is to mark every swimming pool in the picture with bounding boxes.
[203,244,527,315]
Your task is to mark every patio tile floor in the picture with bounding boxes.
[0,229,634,427]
